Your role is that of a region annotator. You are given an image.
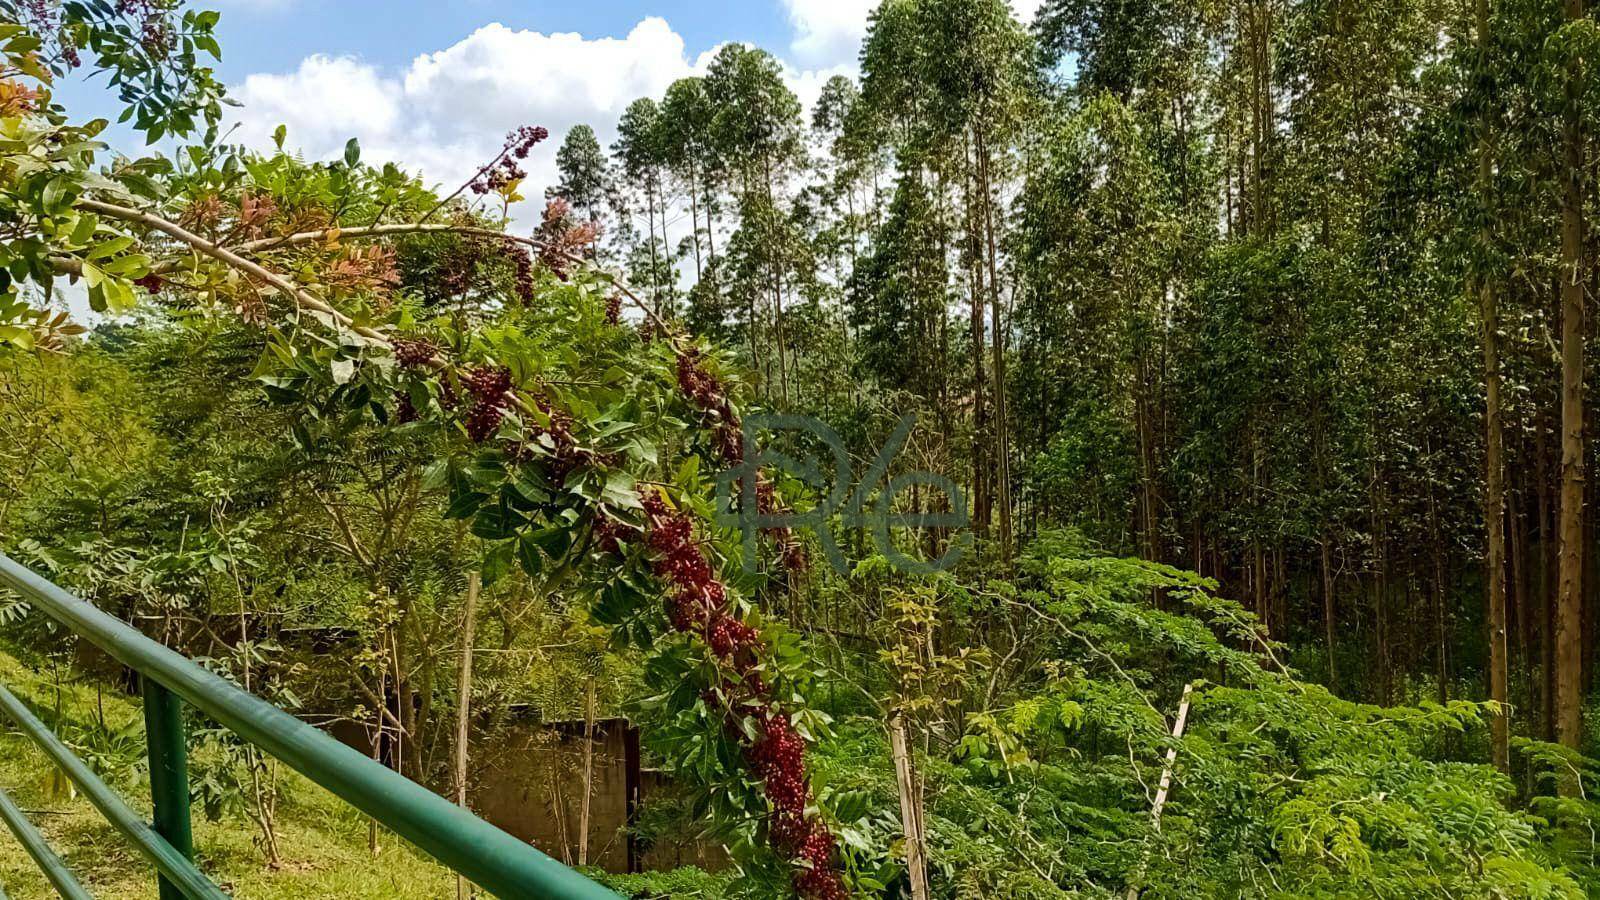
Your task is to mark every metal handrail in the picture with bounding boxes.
[0,682,224,899]
[0,783,90,900]
[0,552,620,899]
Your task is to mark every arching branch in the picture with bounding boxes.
[167,221,669,335]
[75,198,546,415]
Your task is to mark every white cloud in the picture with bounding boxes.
[785,0,879,69]
[227,18,706,215]
[782,0,1043,70]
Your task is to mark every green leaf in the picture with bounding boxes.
[471,504,526,540]
[526,525,572,559]
[516,532,545,577]
[444,491,487,520]
[482,542,515,586]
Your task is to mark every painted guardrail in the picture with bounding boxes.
[0,552,620,900]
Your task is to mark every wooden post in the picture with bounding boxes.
[1127,683,1194,900]
[454,572,481,900]
[579,676,596,867]
[890,713,929,900]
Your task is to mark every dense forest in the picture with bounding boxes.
[5,0,1600,897]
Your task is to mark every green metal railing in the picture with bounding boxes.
[0,553,620,900]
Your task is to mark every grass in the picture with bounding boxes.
[0,649,463,899]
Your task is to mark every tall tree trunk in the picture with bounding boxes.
[1371,465,1393,706]
[368,666,386,856]
[1322,539,1338,690]
[762,152,791,407]
[1476,0,1510,773]
[1538,401,1557,741]
[977,125,1013,559]
[688,162,703,283]
[965,145,991,539]
[643,186,660,313]
[1432,501,1450,706]
[1556,0,1587,766]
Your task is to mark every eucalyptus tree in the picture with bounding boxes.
[1553,0,1587,764]
[1014,95,1186,575]
[859,0,1034,557]
[614,97,672,312]
[658,77,720,286]
[551,124,610,254]
[812,75,876,276]
[703,43,804,404]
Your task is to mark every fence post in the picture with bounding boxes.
[142,677,194,900]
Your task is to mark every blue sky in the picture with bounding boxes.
[57,0,1040,218]
[149,1,790,81]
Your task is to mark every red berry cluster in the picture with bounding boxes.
[22,0,52,25]
[463,364,512,399]
[509,394,611,486]
[461,365,513,443]
[102,0,169,55]
[674,350,808,571]
[675,350,742,463]
[638,490,845,899]
[533,395,580,481]
[394,392,419,424]
[749,711,846,900]
[21,0,76,66]
[504,243,536,305]
[139,10,170,55]
[441,237,486,298]
[464,404,502,443]
[392,337,438,369]
[593,514,640,554]
[641,491,761,664]
[605,294,622,326]
[471,126,548,196]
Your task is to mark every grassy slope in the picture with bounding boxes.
[0,649,460,899]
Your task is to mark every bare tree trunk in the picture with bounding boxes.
[1539,401,1557,740]
[1322,540,1338,691]
[965,141,991,541]
[644,177,663,315]
[889,714,929,900]
[454,572,481,900]
[224,529,283,867]
[977,124,1012,558]
[1556,0,1588,772]
[687,163,703,283]
[1427,467,1450,707]
[1476,0,1510,773]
